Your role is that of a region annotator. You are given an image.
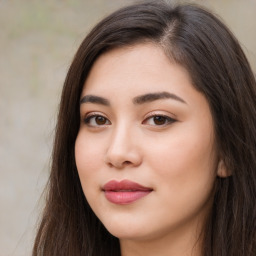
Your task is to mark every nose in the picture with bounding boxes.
[104,125,142,169]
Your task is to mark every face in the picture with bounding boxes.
[75,44,220,243]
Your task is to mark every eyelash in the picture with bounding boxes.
[83,113,176,127]
[83,113,111,127]
[143,114,176,126]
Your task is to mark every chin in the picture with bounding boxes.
[102,220,149,240]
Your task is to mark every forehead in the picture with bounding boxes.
[82,43,194,98]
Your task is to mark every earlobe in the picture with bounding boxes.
[217,159,231,178]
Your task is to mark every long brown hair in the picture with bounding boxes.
[33,1,256,255]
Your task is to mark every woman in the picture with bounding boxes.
[33,1,256,255]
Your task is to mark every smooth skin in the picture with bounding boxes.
[75,44,227,256]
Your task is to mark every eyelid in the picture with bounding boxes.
[143,110,176,120]
[84,111,108,118]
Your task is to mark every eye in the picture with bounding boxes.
[84,114,111,127]
[143,115,176,126]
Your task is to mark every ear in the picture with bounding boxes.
[217,159,231,178]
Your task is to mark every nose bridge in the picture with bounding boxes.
[105,120,141,168]
[109,120,134,155]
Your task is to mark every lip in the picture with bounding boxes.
[103,179,153,205]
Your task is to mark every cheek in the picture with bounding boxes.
[146,131,217,217]
[75,133,103,184]
[145,127,217,189]
[75,134,104,209]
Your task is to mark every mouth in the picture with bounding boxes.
[102,179,153,205]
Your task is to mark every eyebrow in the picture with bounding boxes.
[133,91,187,105]
[80,91,186,106]
[80,95,110,106]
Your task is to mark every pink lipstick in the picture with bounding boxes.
[103,179,152,205]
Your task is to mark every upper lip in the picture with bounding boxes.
[103,179,153,192]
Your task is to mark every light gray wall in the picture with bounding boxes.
[0,0,255,255]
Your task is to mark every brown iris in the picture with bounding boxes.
[95,116,108,125]
[153,116,166,125]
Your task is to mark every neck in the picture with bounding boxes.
[120,231,202,256]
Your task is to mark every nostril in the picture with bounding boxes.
[123,161,132,165]
[107,160,132,169]
[104,146,142,168]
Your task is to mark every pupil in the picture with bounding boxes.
[96,116,106,125]
[154,116,165,125]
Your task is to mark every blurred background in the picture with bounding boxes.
[0,0,255,255]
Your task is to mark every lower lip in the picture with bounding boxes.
[104,191,151,205]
